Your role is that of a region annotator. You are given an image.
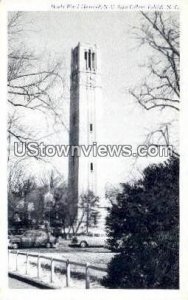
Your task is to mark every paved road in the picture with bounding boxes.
[9,241,114,271]
[9,277,38,289]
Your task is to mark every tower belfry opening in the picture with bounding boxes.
[84,49,96,71]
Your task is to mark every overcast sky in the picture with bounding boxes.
[10,11,178,189]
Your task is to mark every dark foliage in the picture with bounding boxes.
[102,156,179,289]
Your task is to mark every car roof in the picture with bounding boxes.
[80,231,106,235]
[25,230,45,233]
[88,230,106,234]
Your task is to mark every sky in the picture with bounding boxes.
[9,11,179,189]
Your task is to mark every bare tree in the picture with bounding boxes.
[105,183,120,206]
[130,12,179,112]
[77,191,100,234]
[8,164,36,225]
[129,12,179,156]
[8,12,67,164]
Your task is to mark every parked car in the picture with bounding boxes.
[8,228,25,236]
[8,229,58,249]
[70,231,107,248]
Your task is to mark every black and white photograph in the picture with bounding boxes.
[1,0,182,296]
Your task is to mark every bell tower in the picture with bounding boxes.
[68,43,102,221]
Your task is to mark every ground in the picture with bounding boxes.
[8,239,115,289]
[9,277,38,289]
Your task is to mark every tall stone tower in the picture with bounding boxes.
[68,42,102,222]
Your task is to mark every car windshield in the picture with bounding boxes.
[36,232,46,237]
[87,232,106,237]
[23,231,36,237]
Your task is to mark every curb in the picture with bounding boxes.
[8,271,58,289]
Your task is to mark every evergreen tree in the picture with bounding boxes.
[102,156,179,289]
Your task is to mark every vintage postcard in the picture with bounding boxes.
[0,0,187,299]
